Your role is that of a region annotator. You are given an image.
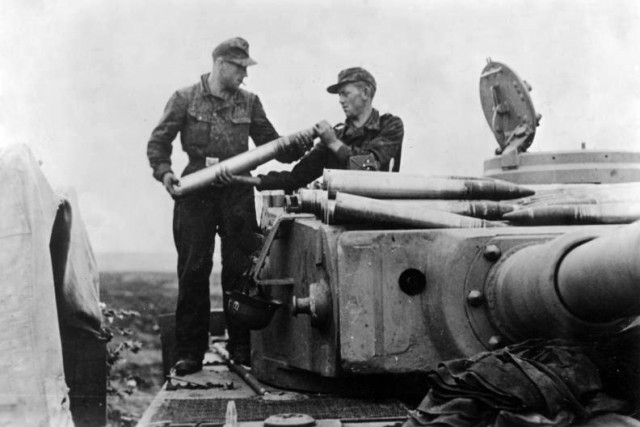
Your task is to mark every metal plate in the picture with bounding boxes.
[264,413,316,427]
[149,397,408,424]
[479,60,538,152]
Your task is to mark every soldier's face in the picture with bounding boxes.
[338,83,368,119]
[220,60,247,90]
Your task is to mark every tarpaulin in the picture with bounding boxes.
[0,144,74,427]
[53,187,102,337]
[406,334,640,427]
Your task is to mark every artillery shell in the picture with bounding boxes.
[323,169,533,200]
[333,192,506,228]
[503,203,640,225]
[174,127,315,197]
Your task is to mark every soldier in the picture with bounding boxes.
[147,37,307,375]
[216,67,404,191]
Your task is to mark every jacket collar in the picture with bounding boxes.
[345,108,381,132]
[200,73,242,103]
[200,73,212,96]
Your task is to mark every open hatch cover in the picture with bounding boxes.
[479,59,541,155]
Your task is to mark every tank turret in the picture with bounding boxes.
[480,59,640,184]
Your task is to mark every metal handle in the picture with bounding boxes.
[250,213,314,287]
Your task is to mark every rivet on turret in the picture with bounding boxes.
[488,335,504,349]
[467,290,485,307]
[483,245,502,261]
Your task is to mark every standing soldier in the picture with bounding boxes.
[147,37,307,374]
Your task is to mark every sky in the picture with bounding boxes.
[1,0,639,257]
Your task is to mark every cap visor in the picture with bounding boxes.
[327,79,360,94]
[326,82,344,94]
[228,57,258,67]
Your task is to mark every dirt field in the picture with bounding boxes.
[100,270,222,426]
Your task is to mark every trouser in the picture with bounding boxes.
[172,185,262,359]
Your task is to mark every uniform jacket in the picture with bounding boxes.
[258,108,404,193]
[147,73,280,181]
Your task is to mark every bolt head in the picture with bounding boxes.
[483,244,502,261]
[488,335,504,349]
[467,290,485,307]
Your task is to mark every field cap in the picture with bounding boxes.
[212,37,257,67]
[327,67,377,93]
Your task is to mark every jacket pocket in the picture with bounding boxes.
[187,106,215,124]
[231,116,251,124]
[231,104,251,125]
[185,106,213,152]
[230,106,251,146]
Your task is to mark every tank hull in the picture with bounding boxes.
[250,210,631,391]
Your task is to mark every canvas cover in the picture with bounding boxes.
[0,144,102,427]
[55,187,102,337]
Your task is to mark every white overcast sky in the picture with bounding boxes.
[1,0,639,255]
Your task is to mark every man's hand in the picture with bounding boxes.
[211,167,262,187]
[313,120,342,153]
[162,172,180,196]
[211,168,236,187]
[289,131,315,157]
[278,130,316,163]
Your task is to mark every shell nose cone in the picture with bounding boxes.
[468,179,536,200]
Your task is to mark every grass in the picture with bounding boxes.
[100,270,222,426]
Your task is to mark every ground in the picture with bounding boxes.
[99,270,222,426]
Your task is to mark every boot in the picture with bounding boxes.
[172,354,203,376]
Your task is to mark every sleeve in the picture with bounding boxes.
[146,90,188,181]
[333,115,404,171]
[249,95,280,146]
[257,144,330,193]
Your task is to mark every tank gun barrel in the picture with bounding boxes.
[173,128,315,197]
[488,222,640,341]
[557,221,640,322]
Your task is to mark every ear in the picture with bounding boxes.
[362,86,373,101]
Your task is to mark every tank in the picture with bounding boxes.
[247,60,640,396]
[138,60,640,426]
